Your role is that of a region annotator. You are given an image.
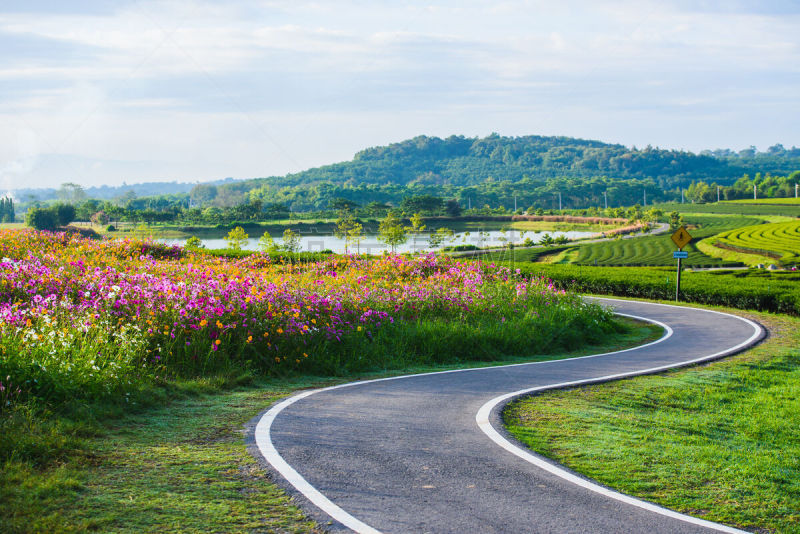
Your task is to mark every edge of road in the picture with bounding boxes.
[251,298,765,534]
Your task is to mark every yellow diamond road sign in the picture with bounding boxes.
[671,226,692,249]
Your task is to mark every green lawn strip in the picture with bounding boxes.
[0,319,660,533]
[505,309,800,533]
[653,202,800,217]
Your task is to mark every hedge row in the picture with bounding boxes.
[512,263,800,316]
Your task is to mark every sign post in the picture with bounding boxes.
[671,226,692,301]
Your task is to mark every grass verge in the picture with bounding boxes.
[0,318,659,533]
[505,307,799,533]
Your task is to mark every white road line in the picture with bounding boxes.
[476,303,763,534]
[255,300,763,534]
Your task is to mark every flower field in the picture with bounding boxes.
[0,229,618,406]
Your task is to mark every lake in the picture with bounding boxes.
[159,229,597,254]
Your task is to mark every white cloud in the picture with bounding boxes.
[0,0,798,189]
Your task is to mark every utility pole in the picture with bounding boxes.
[754,184,757,200]
[643,189,646,206]
[717,185,720,202]
[603,191,608,210]
[681,189,685,203]
[468,197,471,210]
[796,183,798,198]
[558,191,562,211]
[514,195,517,212]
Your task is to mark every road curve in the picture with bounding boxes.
[251,298,764,533]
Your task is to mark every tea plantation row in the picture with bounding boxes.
[512,263,800,316]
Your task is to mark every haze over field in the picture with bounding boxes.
[1,0,799,190]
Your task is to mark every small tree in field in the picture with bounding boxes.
[282,228,301,253]
[348,220,364,254]
[428,227,454,250]
[405,212,426,253]
[334,208,358,254]
[258,232,278,253]
[185,236,204,250]
[378,211,407,253]
[225,226,249,250]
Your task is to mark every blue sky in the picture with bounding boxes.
[1,0,799,190]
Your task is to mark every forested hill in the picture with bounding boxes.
[253,134,800,189]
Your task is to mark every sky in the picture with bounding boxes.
[1,0,799,191]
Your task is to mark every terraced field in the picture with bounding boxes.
[568,215,760,267]
[704,220,800,266]
[482,215,762,267]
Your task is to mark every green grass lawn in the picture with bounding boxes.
[653,201,800,217]
[723,198,800,205]
[505,309,800,533]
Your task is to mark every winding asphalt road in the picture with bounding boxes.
[250,298,764,533]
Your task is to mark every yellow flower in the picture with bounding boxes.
[215,339,221,346]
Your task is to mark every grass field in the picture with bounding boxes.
[702,220,800,266]
[505,309,800,533]
[653,201,800,217]
[722,197,800,205]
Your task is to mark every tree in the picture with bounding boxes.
[329,198,359,211]
[366,201,390,216]
[444,199,462,217]
[91,211,110,226]
[0,197,14,222]
[258,232,278,252]
[225,226,249,250]
[428,227,454,249]
[669,211,684,231]
[348,220,365,254]
[406,212,426,253]
[378,211,407,253]
[57,182,87,204]
[54,203,76,226]
[185,236,204,250]
[189,184,217,206]
[282,228,301,253]
[334,209,358,253]
[26,208,58,231]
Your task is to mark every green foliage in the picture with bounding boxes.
[25,207,58,231]
[428,227,455,249]
[224,226,249,250]
[281,228,301,253]
[668,211,684,230]
[0,197,14,222]
[257,231,277,252]
[378,211,407,252]
[334,209,360,253]
[513,263,800,315]
[54,203,77,226]
[185,236,204,249]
